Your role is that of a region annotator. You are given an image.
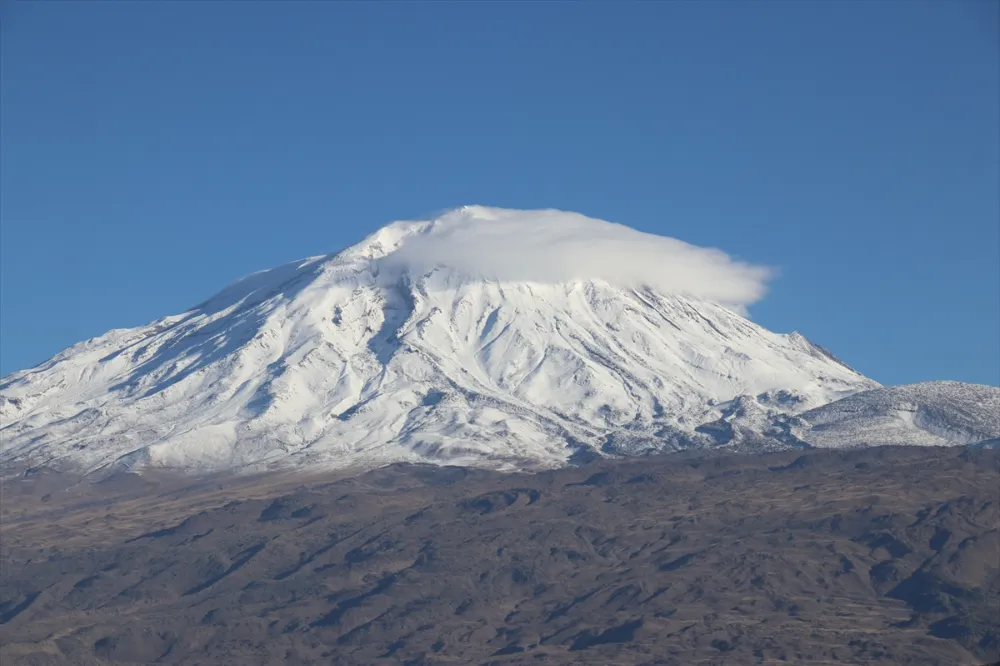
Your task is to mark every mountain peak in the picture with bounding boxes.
[0,208,885,476]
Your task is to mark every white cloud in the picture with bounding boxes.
[378,206,773,312]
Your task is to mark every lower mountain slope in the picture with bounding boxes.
[2,446,997,665]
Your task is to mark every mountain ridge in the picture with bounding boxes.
[1,207,995,476]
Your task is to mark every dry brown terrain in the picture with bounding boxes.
[1,446,998,665]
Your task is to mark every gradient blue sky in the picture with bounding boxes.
[2,1,998,385]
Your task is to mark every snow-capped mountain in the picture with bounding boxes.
[2,206,986,477]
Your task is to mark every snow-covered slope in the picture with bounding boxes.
[790,382,1000,448]
[0,206,902,475]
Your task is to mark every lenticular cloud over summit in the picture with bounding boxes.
[381,207,773,311]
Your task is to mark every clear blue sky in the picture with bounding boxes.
[2,1,998,386]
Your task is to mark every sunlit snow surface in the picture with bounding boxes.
[793,382,1000,448]
[1,207,993,475]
